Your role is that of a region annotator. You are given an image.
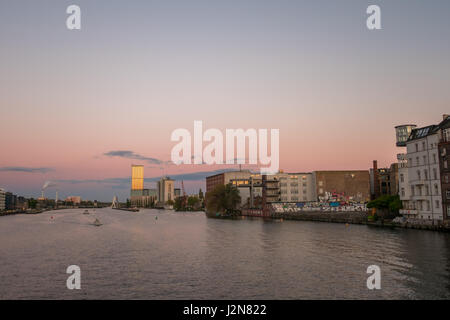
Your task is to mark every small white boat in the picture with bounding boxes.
[93,218,102,227]
[83,210,89,215]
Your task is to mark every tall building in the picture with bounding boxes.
[157,177,175,204]
[131,165,144,192]
[5,192,17,210]
[0,188,6,211]
[130,165,157,207]
[437,115,450,222]
[398,116,450,221]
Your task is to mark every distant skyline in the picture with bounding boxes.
[1,0,450,201]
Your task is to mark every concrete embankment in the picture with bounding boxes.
[207,210,450,232]
[273,211,368,224]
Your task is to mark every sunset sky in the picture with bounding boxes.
[1,0,449,201]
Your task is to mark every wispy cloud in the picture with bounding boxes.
[103,150,170,165]
[52,169,237,188]
[0,166,53,173]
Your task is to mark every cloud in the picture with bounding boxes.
[53,169,237,188]
[0,166,53,173]
[103,150,169,165]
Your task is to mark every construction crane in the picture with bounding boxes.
[181,180,188,208]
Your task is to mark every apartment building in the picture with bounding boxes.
[0,188,5,211]
[399,116,450,221]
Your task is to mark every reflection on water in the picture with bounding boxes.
[0,208,449,299]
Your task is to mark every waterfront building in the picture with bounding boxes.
[370,160,399,199]
[313,171,370,203]
[65,196,81,205]
[206,170,253,193]
[438,115,450,222]
[207,169,367,207]
[131,165,144,191]
[398,115,450,221]
[275,172,315,203]
[0,188,5,211]
[5,192,17,210]
[157,177,175,204]
[395,124,417,147]
[130,165,158,207]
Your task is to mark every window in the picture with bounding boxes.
[401,188,405,197]
[416,157,420,166]
[435,184,439,195]
[446,190,450,200]
[423,155,427,165]
[424,170,428,180]
[400,174,404,183]
[445,175,449,184]
[417,170,421,180]
[433,153,437,163]
[415,143,419,152]
[436,200,440,209]
[445,160,448,169]
[425,185,429,196]
[422,141,426,150]
[433,168,438,180]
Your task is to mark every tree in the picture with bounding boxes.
[367,195,402,220]
[174,197,183,211]
[205,184,241,215]
[28,198,37,209]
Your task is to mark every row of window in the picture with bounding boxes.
[408,153,438,167]
[404,199,440,211]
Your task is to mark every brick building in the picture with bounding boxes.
[313,170,370,203]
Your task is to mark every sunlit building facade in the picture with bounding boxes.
[131,165,144,191]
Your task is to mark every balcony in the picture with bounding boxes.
[400,209,418,216]
[411,194,429,201]
[410,180,427,185]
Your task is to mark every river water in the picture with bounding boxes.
[0,208,449,299]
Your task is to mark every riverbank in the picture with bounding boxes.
[207,210,450,232]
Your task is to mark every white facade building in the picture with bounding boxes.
[400,125,443,221]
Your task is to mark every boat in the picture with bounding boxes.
[83,210,89,215]
[93,218,102,227]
